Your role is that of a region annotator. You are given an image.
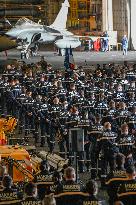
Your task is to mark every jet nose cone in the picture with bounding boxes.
[6,29,16,37]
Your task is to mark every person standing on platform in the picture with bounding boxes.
[103,31,109,52]
[121,35,128,56]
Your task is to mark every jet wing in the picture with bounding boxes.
[63,35,109,41]
[78,36,110,40]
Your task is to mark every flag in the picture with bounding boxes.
[69,47,75,70]
[64,48,69,70]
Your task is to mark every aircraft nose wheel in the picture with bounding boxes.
[31,50,37,57]
[30,45,38,57]
[21,50,30,59]
[25,51,30,59]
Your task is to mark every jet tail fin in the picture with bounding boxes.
[49,0,70,30]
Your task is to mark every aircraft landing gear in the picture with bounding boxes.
[58,48,65,56]
[31,49,38,57]
[25,51,30,59]
[30,44,38,57]
[21,49,30,59]
[20,44,38,59]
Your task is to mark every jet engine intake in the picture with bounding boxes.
[31,33,41,44]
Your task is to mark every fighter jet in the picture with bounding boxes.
[0,35,17,52]
[6,0,81,58]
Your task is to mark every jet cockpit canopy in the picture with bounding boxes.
[15,18,37,27]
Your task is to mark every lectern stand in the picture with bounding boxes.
[69,127,84,182]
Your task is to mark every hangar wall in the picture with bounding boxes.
[130,0,136,49]
[112,0,128,41]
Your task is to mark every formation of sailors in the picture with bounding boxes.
[0,59,136,205]
[0,60,136,175]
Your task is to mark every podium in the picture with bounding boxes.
[69,128,84,181]
[69,127,84,152]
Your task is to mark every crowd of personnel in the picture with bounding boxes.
[0,57,136,205]
[0,157,136,205]
[0,161,107,205]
